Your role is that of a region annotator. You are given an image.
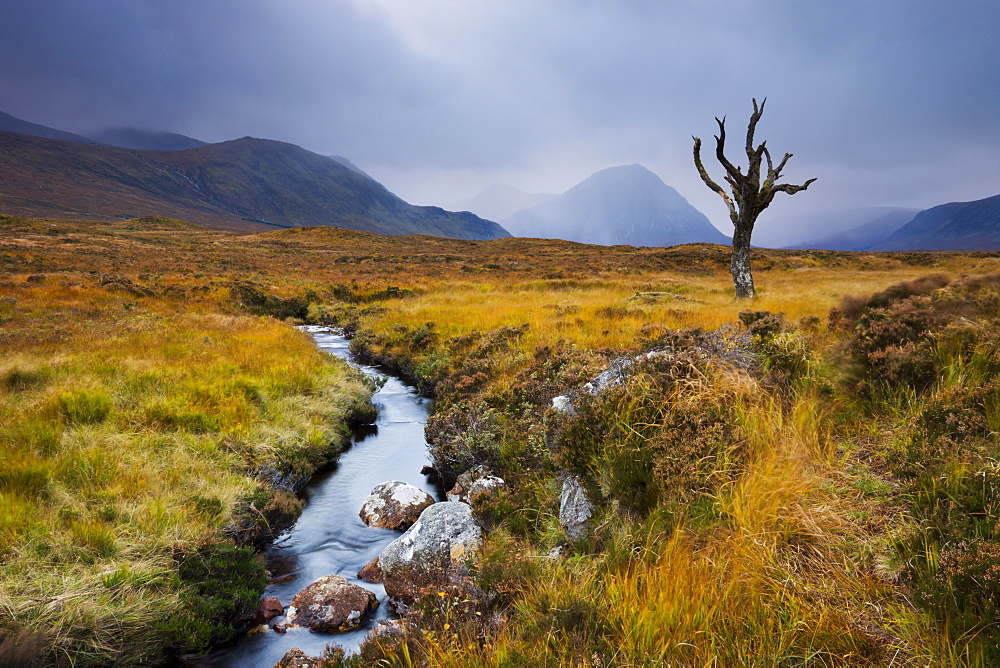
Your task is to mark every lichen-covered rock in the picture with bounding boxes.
[446,466,505,505]
[378,501,483,603]
[274,647,322,667]
[559,475,593,541]
[367,618,419,642]
[357,555,383,583]
[286,574,378,632]
[360,481,436,531]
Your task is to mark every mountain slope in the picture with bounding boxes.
[88,128,207,150]
[456,183,557,222]
[328,155,372,179]
[872,194,1000,250]
[502,164,728,246]
[0,131,508,239]
[0,109,102,144]
[784,208,917,250]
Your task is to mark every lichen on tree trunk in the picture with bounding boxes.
[730,223,755,300]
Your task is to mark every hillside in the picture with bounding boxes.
[0,131,508,239]
[501,164,729,246]
[872,193,1000,250]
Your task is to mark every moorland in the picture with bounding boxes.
[4,212,1000,665]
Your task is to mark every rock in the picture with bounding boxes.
[286,575,378,633]
[367,618,419,642]
[253,595,284,626]
[274,648,322,668]
[378,501,483,603]
[360,481,436,531]
[551,357,634,414]
[559,476,593,541]
[357,556,383,583]
[550,394,574,414]
[446,466,505,505]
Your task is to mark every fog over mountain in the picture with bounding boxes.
[455,184,557,223]
[872,194,1000,251]
[501,164,729,247]
[780,208,919,250]
[328,155,373,180]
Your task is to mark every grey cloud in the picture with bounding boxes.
[0,0,997,234]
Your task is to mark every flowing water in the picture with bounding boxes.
[208,327,439,666]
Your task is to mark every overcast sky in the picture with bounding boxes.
[1,0,997,239]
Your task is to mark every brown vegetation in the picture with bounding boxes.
[5,211,1000,664]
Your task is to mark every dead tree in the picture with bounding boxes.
[693,98,816,299]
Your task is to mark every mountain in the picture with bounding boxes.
[783,208,918,250]
[87,127,207,150]
[872,194,1000,251]
[456,183,558,222]
[0,131,509,239]
[501,164,728,247]
[0,109,102,145]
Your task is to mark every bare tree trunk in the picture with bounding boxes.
[692,99,815,301]
[730,219,755,300]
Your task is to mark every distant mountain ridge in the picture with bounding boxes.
[784,208,918,250]
[0,109,102,145]
[501,164,728,247]
[456,183,558,222]
[87,127,207,150]
[872,193,1000,250]
[0,130,508,239]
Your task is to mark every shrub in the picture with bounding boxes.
[158,540,267,656]
[58,389,112,425]
[2,366,52,392]
[915,539,1000,661]
[425,402,502,487]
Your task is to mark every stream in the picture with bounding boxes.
[208,326,440,666]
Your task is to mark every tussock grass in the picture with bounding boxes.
[7,216,1000,664]
[0,277,372,663]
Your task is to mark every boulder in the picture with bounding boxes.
[378,501,483,603]
[286,575,378,633]
[367,618,419,642]
[357,555,383,583]
[446,466,505,505]
[360,481,435,531]
[252,595,284,626]
[559,476,593,541]
[274,648,322,668]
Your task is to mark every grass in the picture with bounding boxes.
[0,258,374,663]
[6,214,1000,664]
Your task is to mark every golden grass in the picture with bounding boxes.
[410,379,903,666]
[5,215,999,664]
[0,276,373,662]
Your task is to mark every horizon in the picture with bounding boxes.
[1,0,998,243]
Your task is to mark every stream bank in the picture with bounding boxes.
[209,327,440,666]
